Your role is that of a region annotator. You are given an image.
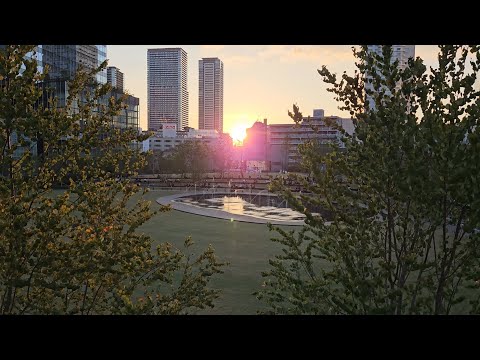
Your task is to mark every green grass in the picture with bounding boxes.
[138,189,300,314]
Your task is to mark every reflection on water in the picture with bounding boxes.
[175,194,307,222]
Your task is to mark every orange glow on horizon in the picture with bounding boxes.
[229,125,247,145]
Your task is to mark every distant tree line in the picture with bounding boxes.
[141,134,234,179]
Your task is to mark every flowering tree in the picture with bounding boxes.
[0,45,225,314]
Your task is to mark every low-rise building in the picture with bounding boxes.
[242,109,355,172]
[142,124,221,153]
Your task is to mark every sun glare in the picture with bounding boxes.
[230,125,247,144]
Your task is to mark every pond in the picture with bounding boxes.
[174,194,307,222]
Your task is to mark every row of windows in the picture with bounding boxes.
[153,139,183,143]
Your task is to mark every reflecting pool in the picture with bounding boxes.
[174,194,307,222]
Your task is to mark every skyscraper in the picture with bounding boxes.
[107,66,124,91]
[366,45,415,70]
[147,48,189,131]
[199,57,223,133]
[0,45,44,74]
[365,45,415,109]
[42,45,107,83]
[41,46,139,131]
[96,45,107,84]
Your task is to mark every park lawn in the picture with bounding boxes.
[50,188,475,314]
[137,189,301,314]
[50,188,300,314]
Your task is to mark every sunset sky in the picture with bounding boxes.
[108,45,440,136]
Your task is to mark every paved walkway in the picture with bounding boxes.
[156,191,305,226]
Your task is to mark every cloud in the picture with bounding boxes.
[200,45,226,51]
[200,45,255,67]
[199,45,356,69]
[222,55,256,67]
[257,45,355,65]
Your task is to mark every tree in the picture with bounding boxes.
[212,133,233,178]
[172,140,209,181]
[0,45,225,314]
[257,45,480,314]
[141,150,175,175]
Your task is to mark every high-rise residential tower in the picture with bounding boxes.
[199,57,223,133]
[147,48,188,131]
[366,45,415,70]
[107,66,124,91]
[365,45,415,109]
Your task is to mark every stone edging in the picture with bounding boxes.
[156,191,305,226]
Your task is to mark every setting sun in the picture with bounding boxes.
[230,125,247,144]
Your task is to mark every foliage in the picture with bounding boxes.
[171,140,210,180]
[0,45,224,314]
[142,151,176,174]
[257,45,480,314]
[212,133,233,177]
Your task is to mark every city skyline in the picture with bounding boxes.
[109,45,440,136]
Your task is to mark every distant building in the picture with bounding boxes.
[366,45,415,71]
[365,45,415,109]
[242,110,354,172]
[269,110,354,171]
[199,57,224,132]
[107,66,124,91]
[2,45,141,162]
[147,48,189,131]
[3,45,139,159]
[42,45,107,84]
[38,80,139,131]
[3,45,135,159]
[108,88,139,129]
[0,44,44,76]
[142,125,220,153]
[41,47,139,130]
[40,45,110,112]
[243,119,269,165]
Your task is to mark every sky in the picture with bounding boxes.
[108,45,440,137]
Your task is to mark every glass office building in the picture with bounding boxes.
[2,45,140,159]
[96,45,107,84]
[42,45,102,81]
[0,45,43,74]
[40,45,138,130]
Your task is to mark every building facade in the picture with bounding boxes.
[366,45,415,71]
[107,66,124,91]
[142,125,220,153]
[0,45,44,74]
[3,45,140,159]
[199,57,223,132]
[40,46,139,131]
[269,111,354,171]
[147,48,189,131]
[242,110,355,172]
[365,45,415,109]
[243,119,269,163]
[42,45,107,83]
[109,89,139,129]
[96,45,107,84]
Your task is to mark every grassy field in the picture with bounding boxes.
[137,189,300,314]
